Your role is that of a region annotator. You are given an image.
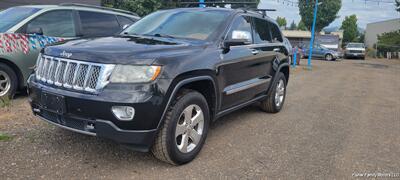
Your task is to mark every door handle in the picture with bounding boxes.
[273,48,280,52]
[251,49,259,55]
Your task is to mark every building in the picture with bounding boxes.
[0,0,100,9]
[365,18,400,48]
[282,30,343,50]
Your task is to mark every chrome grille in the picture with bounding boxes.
[349,50,363,53]
[35,55,115,93]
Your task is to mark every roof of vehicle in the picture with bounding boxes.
[16,4,139,18]
[160,7,276,23]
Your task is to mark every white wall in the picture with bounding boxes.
[365,19,400,48]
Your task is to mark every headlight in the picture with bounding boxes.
[110,65,161,83]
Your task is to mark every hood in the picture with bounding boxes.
[326,49,339,54]
[44,36,207,65]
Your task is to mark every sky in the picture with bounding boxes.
[258,0,400,29]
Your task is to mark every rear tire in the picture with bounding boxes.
[260,72,287,113]
[152,90,210,165]
[0,63,17,99]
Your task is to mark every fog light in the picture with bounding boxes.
[112,106,135,121]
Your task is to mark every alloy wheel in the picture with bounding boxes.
[275,79,285,107]
[0,71,11,97]
[175,104,204,153]
[326,54,333,61]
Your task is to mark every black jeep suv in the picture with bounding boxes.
[28,8,290,165]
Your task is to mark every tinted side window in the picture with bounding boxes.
[227,15,252,42]
[117,15,136,28]
[253,18,271,44]
[269,22,283,42]
[27,10,75,37]
[79,11,120,37]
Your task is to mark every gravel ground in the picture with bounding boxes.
[1,58,399,179]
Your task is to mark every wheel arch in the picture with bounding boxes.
[157,71,219,130]
[279,64,290,84]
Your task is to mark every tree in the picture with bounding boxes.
[357,32,365,43]
[341,15,359,44]
[396,0,400,12]
[377,30,400,54]
[297,20,307,31]
[101,0,162,17]
[298,0,341,32]
[230,0,261,9]
[276,16,287,29]
[289,20,297,30]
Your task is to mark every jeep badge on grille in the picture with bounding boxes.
[60,51,72,58]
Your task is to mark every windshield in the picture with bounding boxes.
[124,10,230,40]
[347,43,364,48]
[0,7,41,32]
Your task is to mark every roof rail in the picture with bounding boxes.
[252,9,276,17]
[59,3,139,17]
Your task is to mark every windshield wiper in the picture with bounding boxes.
[148,33,176,39]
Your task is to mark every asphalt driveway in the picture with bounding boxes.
[1,58,399,179]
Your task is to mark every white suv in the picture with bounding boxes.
[344,43,366,60]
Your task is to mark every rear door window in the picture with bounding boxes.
[79,11,121,37]
[252,17,272,44]
[269,22,283,43]
[26,10,75,37]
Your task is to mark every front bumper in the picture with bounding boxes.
[28,78,171,152]
[345,53,365,58]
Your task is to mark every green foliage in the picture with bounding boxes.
[377,30,400,53]
[341,14,359,44]
[396,0,400,12]
[289,20,297,30]
[298,0,341,32]
[0,133,13,141]
[230,0,260,8]
[0,96,11,108]
[102,0,261,15]
[276,16,287,28]
[357,32,365,43]
[297,20,307,31]
[101,0,162,17]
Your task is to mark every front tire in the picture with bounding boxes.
[325,54,334,61]
[0,63,17,99]
[260,72,287,113]
[152,90,210,165]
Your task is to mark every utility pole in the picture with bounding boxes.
[199,0,206,8]
[307,0,320,69]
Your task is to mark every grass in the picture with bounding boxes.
[0,96,11,108]
[0,133,13,141]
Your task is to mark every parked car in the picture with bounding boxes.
[302,43,341,61]
[0,4,139,98]
[28,8,290,165]
[344,43,366,60]
[283,37,293,64]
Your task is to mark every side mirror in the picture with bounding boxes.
[122,24,130,30]
[222,30,251,50]
[27,27,43,35]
